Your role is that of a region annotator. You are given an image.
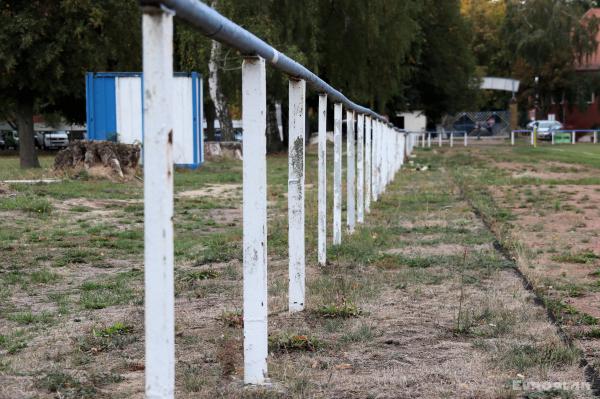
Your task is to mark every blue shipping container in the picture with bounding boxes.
[86,72,203,169]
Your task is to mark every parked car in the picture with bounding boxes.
[2,131,19,150]
[527,120,563,140]
[234,128,243,142]
[35,130,69,150]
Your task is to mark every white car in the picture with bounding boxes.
[527,120,563,140]
[35,130,69,150]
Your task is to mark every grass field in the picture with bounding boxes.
[0,144,599,398]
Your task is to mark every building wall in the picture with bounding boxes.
[551,101,600,129]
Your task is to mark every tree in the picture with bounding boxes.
[502,0,599,119]
[0,1,140,168]
[411,0,478,123]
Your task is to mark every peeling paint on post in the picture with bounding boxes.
[346,110,356,233]
[333,103,343,245]
[143,7,175,398]
[357,114,365,224]
[317,94,327,266]
[365,116,372,214]
[333,103,342,245]
[242,56,268,384]
[288,79,306,313]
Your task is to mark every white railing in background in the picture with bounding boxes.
[141,0,417,394]
[511,129,600,146]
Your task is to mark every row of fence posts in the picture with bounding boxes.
[511,130,599,146]
[420,132,468,148]
[141,7,417,396]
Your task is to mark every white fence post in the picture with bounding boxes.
[438,132,442,147]
[143,7,175,398]
[572,131,576,144]
[357,114,365,224]
[450,133,454,147]
[372,121,379,202]
[421,133,425,147]
[242,56,268,384]
[333,103,343,245]
[464,132,468,147]
[317,94,327,266]
[427,132,431,147]
[552,132,555,145]
[288,78,306,313]
[595,131,598,144]
[365,116,372,214]
[346,110,356,233]
[511,131,515,146]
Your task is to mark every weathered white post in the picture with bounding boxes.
[572,131,576,144]
[357,114,365,224]
[365,116,372,214]
[346,110,356,233]
[427,132,431,147]
[333,103,343,245]
[143,6,175,398]
[288,79,305,313]
[551,131,555,145]
[421,133,425,147]
[450,132,454,147]
[242,56,268,384]
[317,94,327,266]
[464,132,468,147]
[438,132,442,147]
[372,120,379,202]
[595,131,598,144]
[511,131,515,146]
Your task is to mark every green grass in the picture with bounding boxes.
[6,310,55,325]
[497,342,580,372]
[79,270,140,309]
[0,194,52,214]
[0,329,28,354]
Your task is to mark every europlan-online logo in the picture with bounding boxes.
[511,379,591,392]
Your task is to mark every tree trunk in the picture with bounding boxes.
[208,0,234,142]
[16,98,40,169]
[266,98,286,153]
[205,99,216,141]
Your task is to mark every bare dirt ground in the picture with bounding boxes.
[0,153,594,398]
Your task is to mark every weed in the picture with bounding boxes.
[269,333,321,353]
[78,322,136,354]
[30,269,60,284]
[339,323,375,344]
[182,364,207,392]
[6,310,54,325]
[218,310,243,328]
[551,251,599,264]
[315,302,361,318]
[0,329,28,354]
[498,342,580,372]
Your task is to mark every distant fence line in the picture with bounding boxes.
[140,0,417,396]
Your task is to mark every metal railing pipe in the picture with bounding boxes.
[144,0,392,125]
